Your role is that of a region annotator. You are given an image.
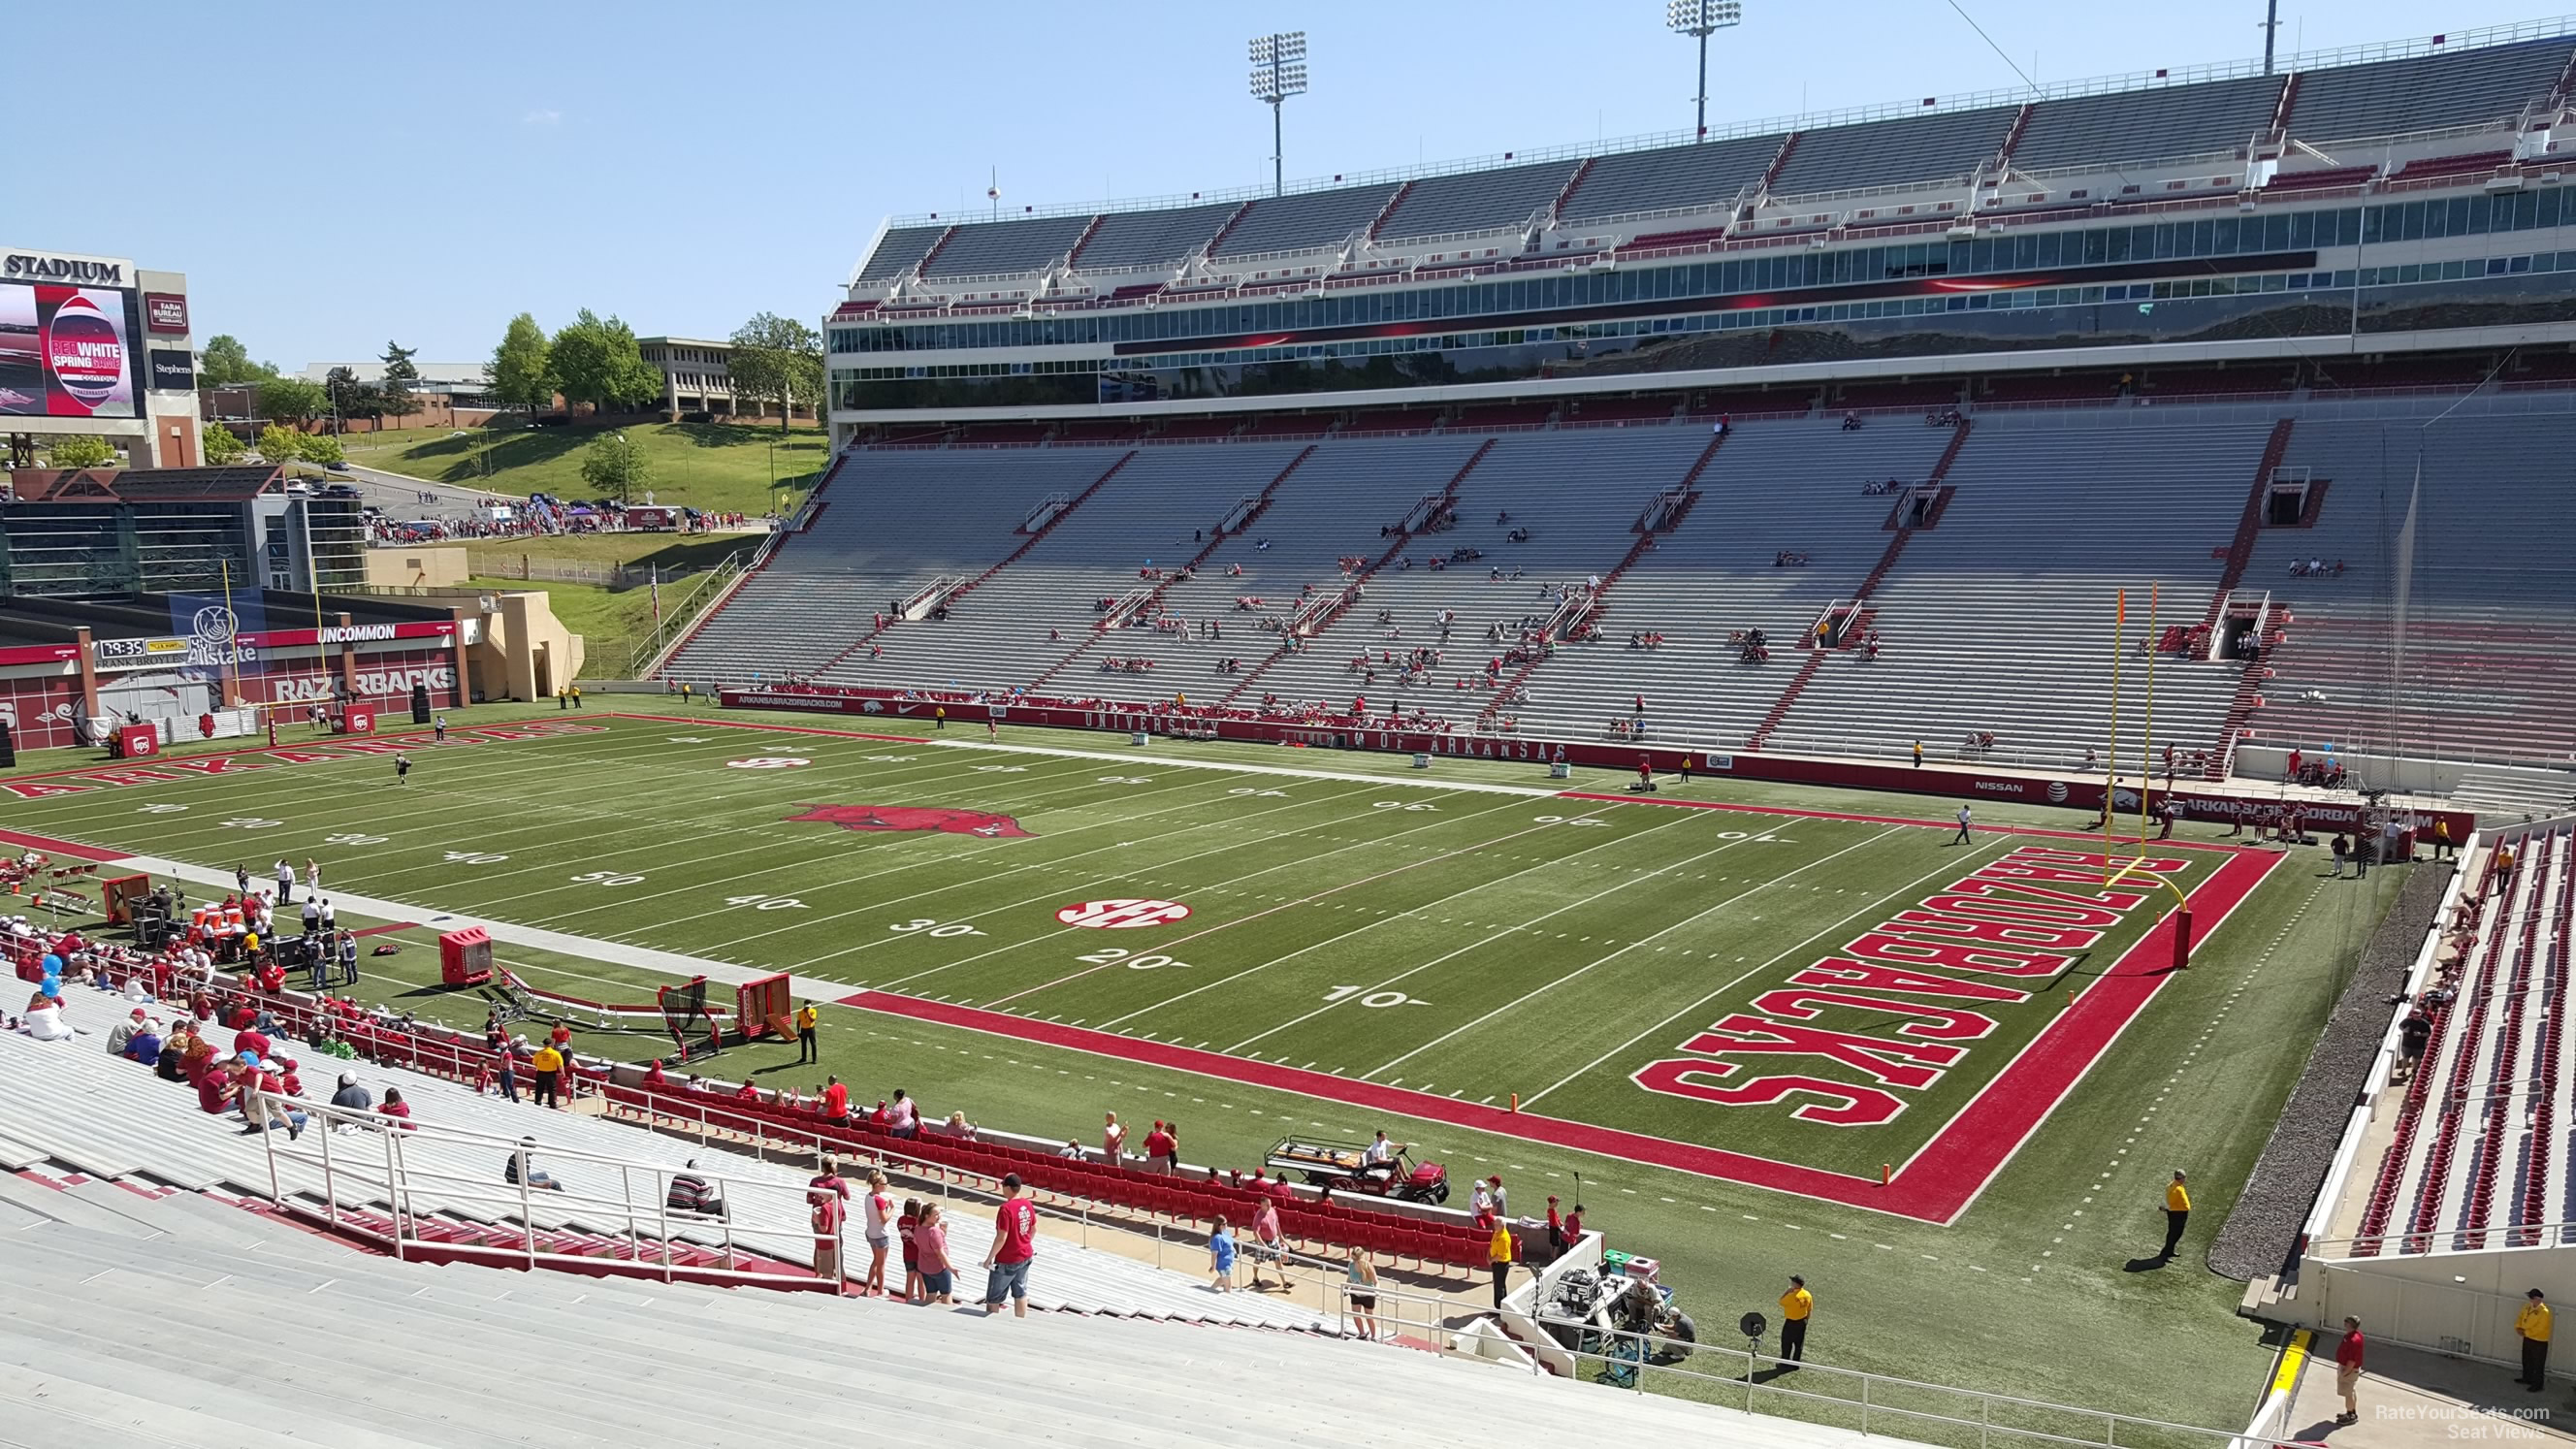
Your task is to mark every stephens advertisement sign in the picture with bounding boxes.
[0,273,144,420]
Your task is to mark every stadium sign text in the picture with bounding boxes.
[1633,846,2185,1127]
[4,252,125,284]
[0,722,606,799]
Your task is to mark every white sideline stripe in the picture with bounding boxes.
[907,733,1563,797]
[115,851,838,1001]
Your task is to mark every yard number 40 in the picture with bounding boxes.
[1324,984,1428,1008]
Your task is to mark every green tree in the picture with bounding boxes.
[298,433,346,466]
[379,340,421,421]
[486,312,555,418]
[255,374,328,424]
[578,431,651,502]
[727,311,823,433]
[257,423,305,464]
[323,366,382,427]
[199,335,277,386]
[201,421,248,465]
[551,308,661,418]
[45,435,116,468]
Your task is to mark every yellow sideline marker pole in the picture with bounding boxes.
[2102,585,2193,964]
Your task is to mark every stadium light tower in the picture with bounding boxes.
[1248,31,1309,197]
[1665,0,1743,144]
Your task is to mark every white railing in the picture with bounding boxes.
[598,1089,1372,1278]
[631,549,755,678]
[1505,1309,2323,1449]
[252,1094,831,1288]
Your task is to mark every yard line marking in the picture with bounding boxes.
[986,805,1630,1010]
[866,787,1544,990]
[1363,822,1912,1079]
[1089,805,1684,1033]
[1515,834,2018,1111]
[1221,815,1882,1057]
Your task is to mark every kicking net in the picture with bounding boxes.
[657,976,710,1049]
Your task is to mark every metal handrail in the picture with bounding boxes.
[1520,1311,2318,1449]
[598,1089,1391,1274]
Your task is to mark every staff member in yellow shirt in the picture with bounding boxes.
[2159,1171,2191,1261]
[530,1043,564,1110]
[795,1002,821,1064]
[2517,1288,2553,1393]
[1778,1275,1813,1365]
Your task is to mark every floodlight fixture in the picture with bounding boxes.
[1664,0,1743,142]
[1248,31,1310,196]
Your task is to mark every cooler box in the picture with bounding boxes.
[439,926,493,986]
[116,723,160,758]
[340,708,375,735]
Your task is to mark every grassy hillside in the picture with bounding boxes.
[338,419,830,516]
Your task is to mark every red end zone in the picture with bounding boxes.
[842,845,2277,1224]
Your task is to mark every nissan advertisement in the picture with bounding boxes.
[0,282,144,419]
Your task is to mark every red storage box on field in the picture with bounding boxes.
[440,927,493,986]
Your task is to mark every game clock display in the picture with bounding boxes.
[0,282,144,418]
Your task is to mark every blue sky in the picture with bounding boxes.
[20,1,2559,368]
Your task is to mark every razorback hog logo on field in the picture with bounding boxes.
[785,804,1033,839]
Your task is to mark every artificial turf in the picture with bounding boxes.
[1,701,2400,1433]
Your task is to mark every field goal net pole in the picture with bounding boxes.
[2102,585,2194,969]
[239,697,345,747]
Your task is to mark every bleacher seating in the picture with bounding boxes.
[856,224,948,282]
[668,448,1136,684]
[840,29,2576,300]
[1511,420,1951,745]
[675,396,2576,779]
[1252,428,1711,709]
[1767,415,2267,765]
[1558,135,1787,224]
[1054,435,1489,684]
[2241,413,2576,768]
[0,987,1325,1331]
[1213,182,1403,259]
[839,443,1312,690]
[1375,159,1582,240]
[1769,106,2019,195]
[2284,37,2574,144]
[2011,76,2286,170]
[2351,826,2570,1256]
[923,214,1095,279]
[0,1178,1798,1449]
[1074,200,1240,271]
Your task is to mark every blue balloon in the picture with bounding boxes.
[39,982,60,998]
[42,954,63,974]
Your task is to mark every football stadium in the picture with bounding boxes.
[4,10,2576,1447]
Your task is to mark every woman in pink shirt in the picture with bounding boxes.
[859,1169,894,1297]
[914,1203,953,1304]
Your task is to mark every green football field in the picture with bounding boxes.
[1,703,2405,1433]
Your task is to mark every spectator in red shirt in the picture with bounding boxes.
[982,1173,1039,1318]
[377,1088,414,1131]
[821,1076,849,1123]
[641,1059,667,1088]
[808,1157,851,1292]
[2334,1316,2365,1426]
[1142,1120,1175,1174]
[195,1056,240,1114]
